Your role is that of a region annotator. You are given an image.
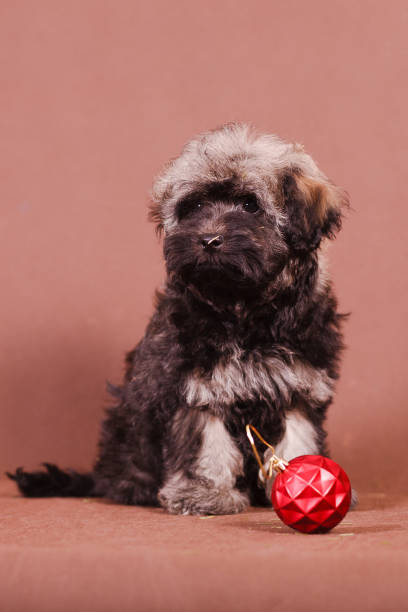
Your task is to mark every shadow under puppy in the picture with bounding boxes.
[9,123,350,515]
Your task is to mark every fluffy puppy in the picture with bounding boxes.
[8,123,349,515]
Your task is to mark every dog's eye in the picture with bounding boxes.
[177,199,206,220]
[241,197,259,213]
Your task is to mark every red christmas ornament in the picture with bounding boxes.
[271,455,351,533]
[246,425,352,534]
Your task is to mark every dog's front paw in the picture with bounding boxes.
[158,475,249,515]
[350,488,358,509]
[160,488,249,516]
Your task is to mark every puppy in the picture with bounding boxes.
[8,123,349,515]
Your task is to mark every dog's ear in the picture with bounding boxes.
[148,201,164,236]
[281,168,349,254]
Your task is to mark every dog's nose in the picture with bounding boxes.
[201,234,224,249]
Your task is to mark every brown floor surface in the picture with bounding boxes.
[0,479,407,612]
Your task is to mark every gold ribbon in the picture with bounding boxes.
[246,424,288,481]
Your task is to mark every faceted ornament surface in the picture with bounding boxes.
[271,455,352,533]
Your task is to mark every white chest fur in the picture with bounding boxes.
[183,345,333,409]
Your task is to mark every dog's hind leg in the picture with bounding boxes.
[92,400,162,506]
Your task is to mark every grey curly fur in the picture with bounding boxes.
[8,123,351,515]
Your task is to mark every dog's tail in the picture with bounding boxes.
[6,463,95,498]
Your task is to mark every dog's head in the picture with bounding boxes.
[150,124,348,294]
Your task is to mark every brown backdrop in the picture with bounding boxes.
[1,0,407,494]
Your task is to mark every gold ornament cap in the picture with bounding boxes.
[246,424,289,481]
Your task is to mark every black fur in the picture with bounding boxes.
[8,129,348,514]
[7,464,94,498]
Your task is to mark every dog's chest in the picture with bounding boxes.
[183,344,333,409]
